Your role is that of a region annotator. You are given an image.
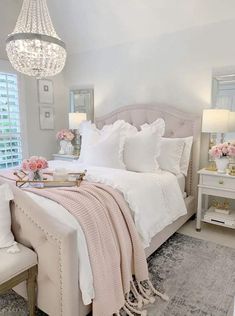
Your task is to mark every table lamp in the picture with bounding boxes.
[202,109,229,145]
[69,112,87,155]
[229,111,235,132]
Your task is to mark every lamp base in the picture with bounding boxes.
[73,129,81,157]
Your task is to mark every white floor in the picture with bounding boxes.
[178,218,235,249]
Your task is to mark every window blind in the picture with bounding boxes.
[0,72,22,169]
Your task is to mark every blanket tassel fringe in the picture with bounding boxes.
[114,279,169,316]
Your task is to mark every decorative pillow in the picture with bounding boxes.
[83,130,126,169]
[141,119,165,132]
[79,120,137,168]
[79,121,100,162]
[124,118,165,172]
[180,136,193,176]
[0,184,15,248]
[157,138,185,175]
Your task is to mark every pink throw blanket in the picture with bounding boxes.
[0,171,168,315]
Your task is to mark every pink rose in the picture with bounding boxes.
[209,146,222,158]
[36,162,43,170]
[28,161,37,172]
[22,156,48,171]
[222,147,228,154]
[229,145,235,157]
[22,159,29,171]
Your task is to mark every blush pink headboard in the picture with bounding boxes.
[96,103,201,198]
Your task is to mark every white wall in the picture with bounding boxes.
[24,74,68,159]
[64,19,235,119]
[0,59,69,160]
[64,18,235,166]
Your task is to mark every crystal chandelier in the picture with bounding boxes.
[6,0,67,78]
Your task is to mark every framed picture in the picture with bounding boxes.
[39,106,55,130]
[38,79,54,104]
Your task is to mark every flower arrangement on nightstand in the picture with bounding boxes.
[56,129,75,155]
[209,142,235,173]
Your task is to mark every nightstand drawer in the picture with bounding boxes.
[202,175,235,190]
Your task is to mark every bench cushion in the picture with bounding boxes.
[0,244,37,284]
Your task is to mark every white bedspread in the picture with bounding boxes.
[26,160,187,305]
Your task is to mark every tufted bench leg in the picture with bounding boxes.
[27,265,38,316]
[0,244,38,316]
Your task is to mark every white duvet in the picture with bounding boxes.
[26,160,187,305]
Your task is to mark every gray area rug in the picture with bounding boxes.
[0,233,234,316]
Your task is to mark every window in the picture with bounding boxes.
[0,72,22,169]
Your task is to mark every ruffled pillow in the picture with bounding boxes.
[124,118,165,172]
[79,120,137,168]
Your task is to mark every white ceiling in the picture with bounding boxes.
[1,0,235,58]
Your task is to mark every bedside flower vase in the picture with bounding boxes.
[215,157,229,174]
[29,170,43,181]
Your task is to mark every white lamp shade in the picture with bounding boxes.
[229,111,235,132]
[202,109,229,133]
[69,112,87,129]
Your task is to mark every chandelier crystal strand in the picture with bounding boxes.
[6,0,66,78]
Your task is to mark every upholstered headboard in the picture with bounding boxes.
[96,104,201,198]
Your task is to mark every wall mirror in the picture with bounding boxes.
[211,71,235,142]
[70,88,94,121]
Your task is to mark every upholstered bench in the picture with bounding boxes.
[0,243,38,316]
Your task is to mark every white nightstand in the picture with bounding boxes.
[53,154,79,162]
[196,168,235,231]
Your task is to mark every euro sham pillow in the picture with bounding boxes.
[0,183,15,249]
[157,138,185,175]
[124,118,165,172]
[78,121,100,162]
[83,130,126,169]
[79,120,137,168]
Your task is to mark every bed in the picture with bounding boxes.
[0,104,201,316]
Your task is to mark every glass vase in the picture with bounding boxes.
[29,170,43,181]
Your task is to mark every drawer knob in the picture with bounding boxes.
[219,180,224,185]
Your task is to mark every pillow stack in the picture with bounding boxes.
[79,119,193,175]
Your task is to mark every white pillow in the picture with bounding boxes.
[158,136,193,176]
[79,120,137,168]
[158,138,185,175]
[79,121,100,162]
[124,118,165,172]
[180,136,193,176]
[83,131,126,169]
[0,184,15,248]
[140,118,165,135]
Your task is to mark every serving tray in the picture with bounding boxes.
[15,171,87,189]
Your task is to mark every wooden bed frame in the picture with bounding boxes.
[2,104,201,316]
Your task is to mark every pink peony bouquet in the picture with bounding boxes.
[209,142,235,158]
[56,129,74,141]
[22,156,48,172]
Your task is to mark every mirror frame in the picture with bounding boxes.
[69,88,94,122]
